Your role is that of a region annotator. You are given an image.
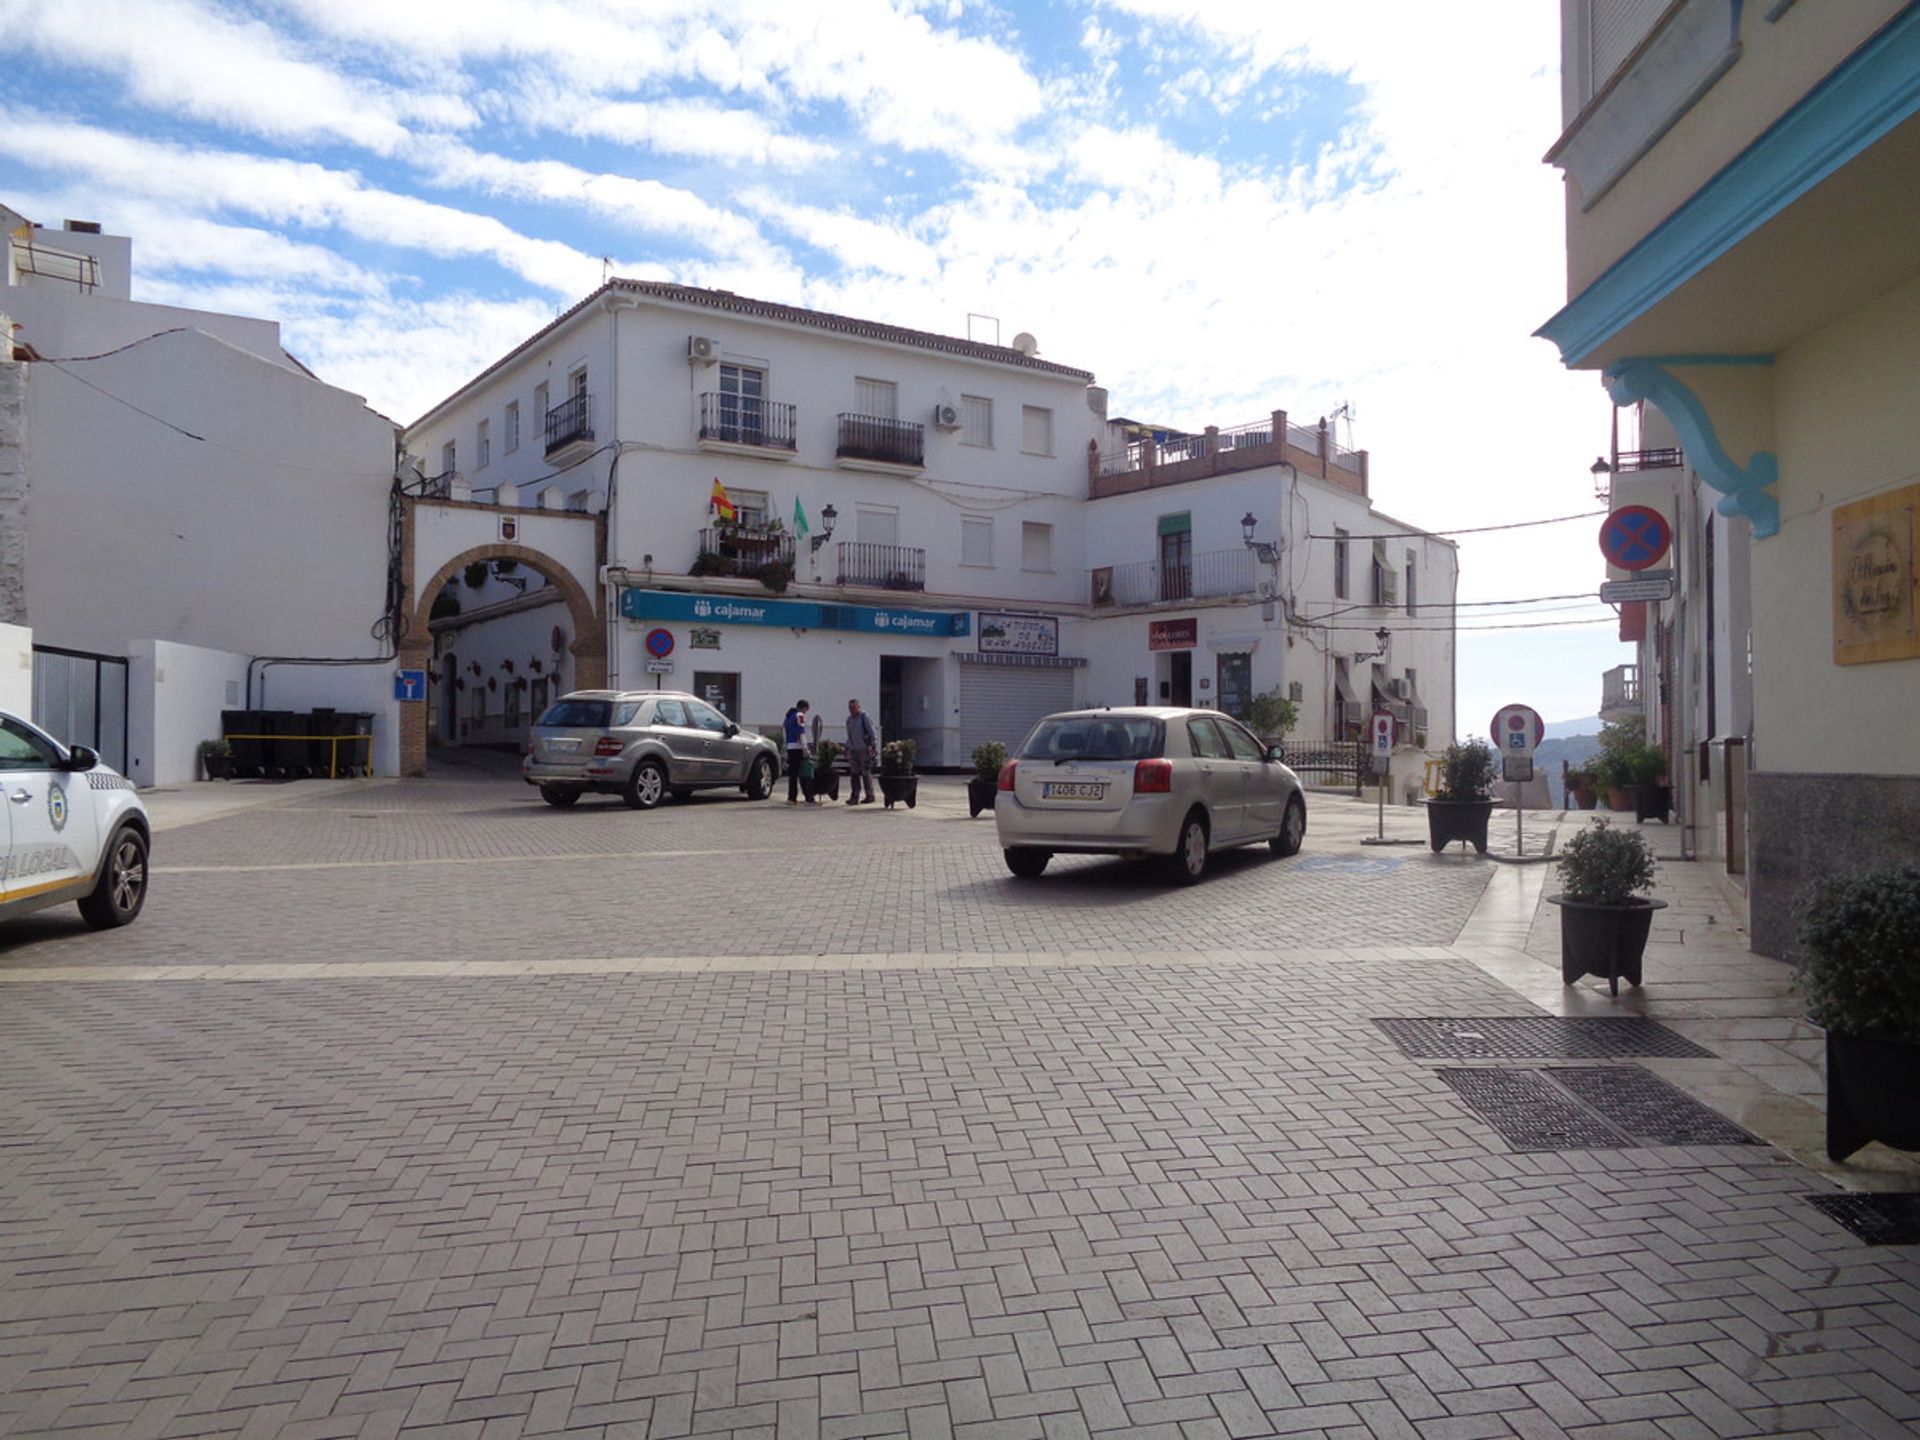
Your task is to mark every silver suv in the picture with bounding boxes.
[523,690,781,810]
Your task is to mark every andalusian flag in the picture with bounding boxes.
[709,478,736,522]
[793,496,810,539]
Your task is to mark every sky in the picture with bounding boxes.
[0,0,1636,733]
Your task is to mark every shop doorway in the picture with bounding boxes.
[1159,650,1193,706]
[693,670,740,721]
[879,655,940,754]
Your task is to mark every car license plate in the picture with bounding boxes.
[547,738,583,753]
[1042,781,1103,799]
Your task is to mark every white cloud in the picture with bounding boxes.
[537,96,840,167]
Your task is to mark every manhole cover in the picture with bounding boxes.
[1374,1016,1712,1060]
[1806,1193,1920,1246]
[1549,1066,1759,1146]
[1438,1069,1623,1151]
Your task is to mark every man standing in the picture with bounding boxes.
[783,699,813,805]
[845,697,878,805]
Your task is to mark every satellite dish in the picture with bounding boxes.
[1011,332,1038,357]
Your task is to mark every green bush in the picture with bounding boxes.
[1794,864,1920,1040]
[1434,740,1496,801]
[1243,689,1299,742]
[1555,820,1657,905]
[971,740,1007,779]
[462,560,490,589]
[880,738,916,775]
[756,559,793,593]
[1594,715,1666,789]
[814,739,841,770]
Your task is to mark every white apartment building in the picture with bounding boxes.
[409,282,1459,775]
[1,208,403,783]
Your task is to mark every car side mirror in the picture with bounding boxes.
[724,723,739,738]
[1265,744,1283,763]
[66,745,100,772]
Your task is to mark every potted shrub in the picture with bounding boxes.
[198,737,232,781]
[1244,688,1300,745]
[1545,820,1666,996]
[756,558,794,593]
[1425,740,1497,854]
[1594,716,1666,816]
[1562,764,1598,811]
[968,741,1007,818]
[1794,864,1920,1163]
[878,738,918,809]
[813,739,842,801]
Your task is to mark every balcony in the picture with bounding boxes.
[1091,548,1257,606]
[698,393,798,454]
[836,541,926,591]
[1601,663,1640,720]
[1614,447,1683,472]
[836,414,924,472]
[544,392,592,456]
[693,527,796,578]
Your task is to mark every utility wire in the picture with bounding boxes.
[1307,509,1606,540]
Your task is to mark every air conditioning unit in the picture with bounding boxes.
[933,403,961,430]
[687,335,721,365]
[1387,677,1411,699]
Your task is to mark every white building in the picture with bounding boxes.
[408,282,1459,780]
[1,208,404,782]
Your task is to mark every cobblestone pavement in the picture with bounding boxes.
[1,773,1916,1439]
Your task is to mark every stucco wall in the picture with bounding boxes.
[0,344,23,627]
[0,621,31,715]
[127,639,250,787]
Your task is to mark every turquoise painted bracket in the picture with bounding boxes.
[1604,357,1780,538]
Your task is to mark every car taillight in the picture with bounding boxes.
[594,736,625,757]
[1133,758,1173,793]
[998,760,1018,791]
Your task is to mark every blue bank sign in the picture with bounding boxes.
[620,589,970,638]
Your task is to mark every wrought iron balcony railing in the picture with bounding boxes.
[699,393,798,451]
[545,392,592,453]
[693,527,796,577]
[836,541,926,591]
[1092,548,1257,606]
[836,413,924,467]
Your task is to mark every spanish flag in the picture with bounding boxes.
[709,478,736,522]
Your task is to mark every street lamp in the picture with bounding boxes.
[1591,455,1613,502]
[1241,512,1280,565]
[1353,625,1390,665]
[810,503,838,555]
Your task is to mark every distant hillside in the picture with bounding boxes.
[1545,714,1601,740]
[1537,732,1602,807]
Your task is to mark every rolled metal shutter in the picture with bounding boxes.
[958,664,1076,756]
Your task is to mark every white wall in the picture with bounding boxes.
[127,639,250,786]
[2,283,294,373]
[0,620,31,714]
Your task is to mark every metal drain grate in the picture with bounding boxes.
[1806,1193,1920,1246]
[1375,1016,1712,1060]
[1438,1068,1626,1151]
[1549,1067,1760,1146]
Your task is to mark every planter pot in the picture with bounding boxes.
[967,775,998,817]
[201,755,232,781]
[1629,782,1672,824]
[1546,895,1667,996]
[879,774,918,810]
[1567,779,1597,810]
[1605,787,1632,812]
[1425,798,1495,854]
[1825,1032,1920,1163]
[818,772,840,801]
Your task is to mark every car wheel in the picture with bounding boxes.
[1271,795,1306,856]
[1162,811,1209,885]
[1004,847,1050,878]
[539,786,581,808]
[78,824,148,929]
[624,759,667,810]
[744,755,775,801]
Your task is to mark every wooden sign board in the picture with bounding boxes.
[1833,482,1920,665]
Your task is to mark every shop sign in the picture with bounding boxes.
[690,626,722,650]
[1148,617,1198,651]
[978,611,1058,657]
[620,588,970,637]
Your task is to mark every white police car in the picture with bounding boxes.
[1,708,150,929]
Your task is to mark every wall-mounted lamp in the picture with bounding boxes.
[1241,512,1280,565]
[1590,455,1613,503]
[810,503,838,555]
[1353,625,1391,665]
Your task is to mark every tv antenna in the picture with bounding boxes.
[1330,400,1357,450]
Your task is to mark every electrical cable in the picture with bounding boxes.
[1308,509,1606,540]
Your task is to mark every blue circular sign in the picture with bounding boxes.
[645,628,675,658]
[1599,506,1672,572]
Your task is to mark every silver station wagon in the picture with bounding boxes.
[993,707,1306,882]
[523,689,782,809]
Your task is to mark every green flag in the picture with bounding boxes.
[793,496,809,538]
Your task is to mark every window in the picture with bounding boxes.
[961,515,993,567]
[686,698,731,733]
[731,488,770,530]
[1186,717,1231,760]
[1333,528,1349,600]
[653,697,690,728]
[476,418,491,470]
[1405,550,1417,615]
[0,715,60,771]
[1022,521,1053,571]
[718,363,766,444]
[1158,513,1192,601]
[441,440,456,477]
[961,395,993,447]
[504,682,520,727]
[856,505,899,546]
[569,366,587,401]
[534,381,550,422]
[505,402,520,453]
[1219,719,1266,762]
[470,687,485,724]
[854,377,897,419]
[1021,405,1053,456]
[1370,540,1396,607]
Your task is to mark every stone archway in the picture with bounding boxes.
[399,537,606,776]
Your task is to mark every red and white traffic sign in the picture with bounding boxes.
[1490,703,1544,756]
[1598,506,1673,572]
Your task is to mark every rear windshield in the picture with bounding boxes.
[538,699,638,728]
[1020,715,1162,761]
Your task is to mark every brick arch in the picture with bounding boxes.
[399,541,606,776]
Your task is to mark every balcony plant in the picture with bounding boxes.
[879,737,918,810]
[463,560,490,589]
[756,558,793,594]
[1545,820,1665,996]
[1425,739,1497,855]
[1793,864,1920,1162]
[967,741,1007,818]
